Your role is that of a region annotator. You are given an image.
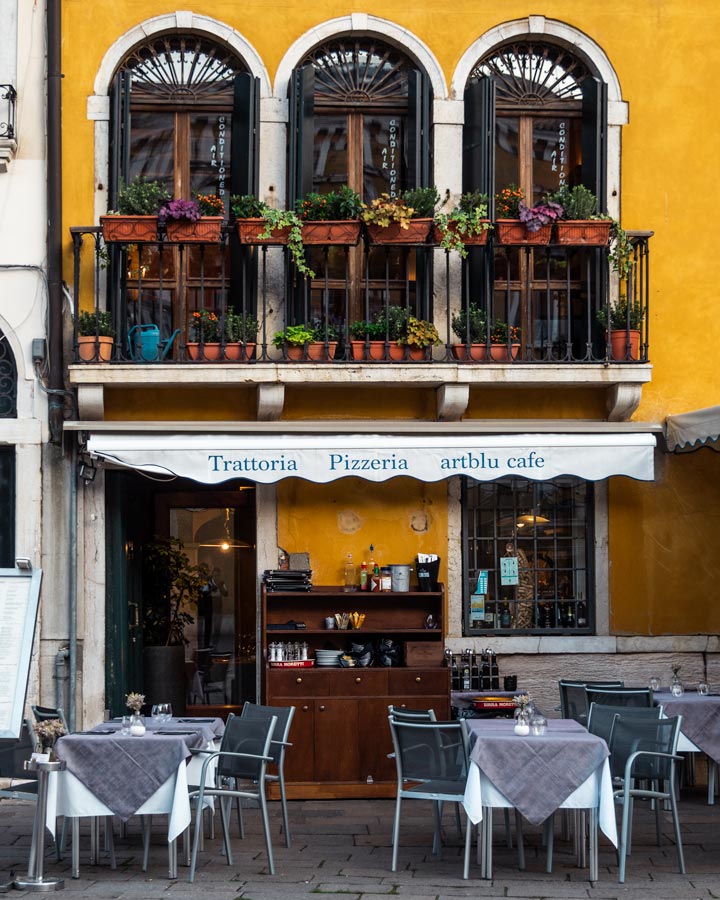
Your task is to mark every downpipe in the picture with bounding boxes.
[54,646,69,712]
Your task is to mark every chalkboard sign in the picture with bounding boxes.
[0,566,42,739]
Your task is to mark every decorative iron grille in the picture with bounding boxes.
[0,330,18,417]
[0,84,17,139]
[302,39,410,107]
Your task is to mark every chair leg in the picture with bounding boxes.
[462,811,472,880]
[188,785,207,883]
[669,782,685,874]
[431,801,442,856]
[618,788,632,884]
[481,806,493,880]
[544,815,553,874]
[218,795,233,865]
[71,818,80,879]
[391,794,402,872]
[278,771,291,848]
[141,816,151,872]
[105,817,116,870]
[236,795,245,839]
[258,786,275,876]
[588,808,598,884]
[709,759,716,805]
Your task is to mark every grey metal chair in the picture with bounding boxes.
[587,702,663,745]
[240,701,295,847]
[585,687,653,711]
[558,680,625,724]
[388,717,473,879]
[387,705,437,722]
[608,714,684,883]
[30,704,69,732]
[187,712,277,881]
[0,719,40,802]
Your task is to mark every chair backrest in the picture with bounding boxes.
[218,712,276,780]
[30,705,69,732]
[608,714,682,782]
[388,718,469,785]
[586,687,653,710]
[0,719,39,781]
[587,702,663,744]
[558,680,625,722]
[241,701,295,765]
[388,706,437,723]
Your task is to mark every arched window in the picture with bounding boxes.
[0,330,18,418]
[289,38,433,324]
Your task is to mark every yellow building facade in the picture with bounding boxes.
[60,2,719,741]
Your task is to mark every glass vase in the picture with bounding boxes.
[670,676,684,697]
[129,712,146,736]
[514,710,530,735]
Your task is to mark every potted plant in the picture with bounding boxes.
[487,319,522,361]
[142,536,210,715]
[297,186,363,245]
[271,323,317,361]
[549,185,612,246]
[361,188,441,244]
[224,309,259,361]
[493,183,526,245]
[231,194,314,278]
[100,175,171,242]
[516,198,564,244]
[398,316,441,361]
[159,193,225,243]
[451,302,489,360]
[433,191,492,256]
[349,305,409,360]
[187,309,222,361]
[76,309,115,362]
[597,295,644,360]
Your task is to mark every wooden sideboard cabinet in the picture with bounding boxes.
[262,585,449,799]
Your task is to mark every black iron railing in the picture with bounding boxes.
[0,84,17,140]
[68,225,651,365]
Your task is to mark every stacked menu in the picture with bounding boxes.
[263,569,313,592]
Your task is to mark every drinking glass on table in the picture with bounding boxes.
[151,704,162,723]
[698,681,710,696]
[121,715,131,735]
[158,702,173,722]
[649,676,661,692]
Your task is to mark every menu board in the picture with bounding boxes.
[0,567,42,739]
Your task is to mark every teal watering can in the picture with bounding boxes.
[127,325,180,362]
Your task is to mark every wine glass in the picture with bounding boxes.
[648,676,661,692]
[158,702,173,722]
[151,704,161,724]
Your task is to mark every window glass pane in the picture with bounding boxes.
[463,476,592,634]
[364,116,404,200]
[495,117,519,194]
[532,117,581,203]
[0,448,15,567]
[129,112,174,184]
[190,114,231,204]
[313,116,348,191]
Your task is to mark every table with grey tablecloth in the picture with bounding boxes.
[654,691,720,764]
[106,717,222,745]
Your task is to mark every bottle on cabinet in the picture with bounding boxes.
[359,561,368,591]
[343,553,357,592]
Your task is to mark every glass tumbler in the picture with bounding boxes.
[121,715,131,735]
[698,681,710,696]
[531,714,547,736]
[649,676,661,692]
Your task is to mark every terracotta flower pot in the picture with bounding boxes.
[236,219,291,245]
[365,219,433,244]
[223,342,256,361]
[349,340,427,361]
[305,341,338,361]
[554,220,611,246]
[301,221,362,245]
[186,342,223,361]
[77,335,114,362]
[100,215,158,243]
[608,329,640,361]
[495,220,552,245]
[165,217,223,243]
[451,343,488,361]
[487,343,521,361]
[432,223,490,247]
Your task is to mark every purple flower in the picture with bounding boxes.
[159,198,201,223]
[518,200,564,232]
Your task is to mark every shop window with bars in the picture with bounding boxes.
[462,476,593,635]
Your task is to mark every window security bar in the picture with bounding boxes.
[0,85,17,140]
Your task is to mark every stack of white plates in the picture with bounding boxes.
[315,649,343,667]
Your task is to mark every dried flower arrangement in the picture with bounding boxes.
[125,691,145,713]
[34,718,66,753]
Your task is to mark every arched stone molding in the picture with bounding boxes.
[88,12,271,223]
[274,14,447,103]
[450,15,627,219]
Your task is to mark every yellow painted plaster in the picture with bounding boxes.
[105,387,256,420]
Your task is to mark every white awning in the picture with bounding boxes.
[665,406,720,453]
[87,432,656,484]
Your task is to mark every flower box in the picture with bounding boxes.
[165,217,224,243]
[350,340,428,361]
[236,219,290,245]
[495,220,552,245]
[554,220,612,246]
[100,215,159,243]
[432,222,490,246]
[301,221,362,245]
[451,343,520,362]
[365,219,433,245]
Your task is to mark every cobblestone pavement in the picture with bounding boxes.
[0,788,717,899]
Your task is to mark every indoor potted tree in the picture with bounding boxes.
[142,536,210,715]
[100,175,171,242]
[231,194,314,278]
[433,191,492,256]
[550,185,612,245]
[349,305,409,360]
[596,295,644,360]
[297,186,363,245]
[451,302,489,360]
[224,309,259,361]
[361,187,441,244]
[159,193,225,243]
[76,309,115,362]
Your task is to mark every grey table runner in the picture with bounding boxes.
[655,691,720,764]
[466,719,608,825]
[106,719,219,744]
[55,733,190,821]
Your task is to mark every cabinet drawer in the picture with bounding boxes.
[268,670,330,697]
[388,669,450,696]
[328,669,388,697]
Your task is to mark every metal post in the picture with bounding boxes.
[13,759,66,891]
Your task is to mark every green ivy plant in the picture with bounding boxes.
[230,195,314,279]
[609,223,634,279]
[296,186,363,221]
[435,191,492,257]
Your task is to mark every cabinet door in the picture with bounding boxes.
[358,698,397,784]
[388,669,450,696]
[314,699,360,783]
[284,701,315,783]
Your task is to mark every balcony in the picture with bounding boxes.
[0,84,17,173]
[67,225,652,422]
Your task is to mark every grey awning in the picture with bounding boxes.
[664,406,720,452]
